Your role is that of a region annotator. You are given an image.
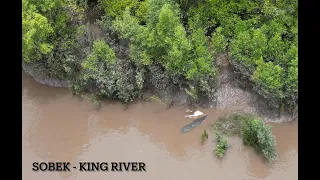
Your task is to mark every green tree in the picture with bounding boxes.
[22,0,54,63]
[253,58,284,107]
[187,3,216,33]
[22,0,86,80]
[211,27,227,56]
[82,40,115,72]
[136,0,151,23]
[229,7,297,109]
[284,46,298,108]
[78,39,140,103]
[156,4,191,75]
[99,0,140,18]
[188,28,215,80]
[230,26,268,75]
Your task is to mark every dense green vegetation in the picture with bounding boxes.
[22,0,86,79]
[212,114,277,162]
[242,118,277,162]
[22,0,298,112]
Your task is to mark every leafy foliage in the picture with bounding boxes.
[99,0,140,18]
[75,39,140,103]
[22,0,297,110]
[22,0,86,80]
[136,0,151,23]
[112,1,217,102]
[241,119,277,162]
[213,130,228,158]
[212,113,277,162]
[211,27,227,56]
[22,0,54,63]
[226,0,297,110]
[253,58,284,107]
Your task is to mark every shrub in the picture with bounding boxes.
[211,113,252,136]
[76,39,141,103]
[212,113,277,162]
[241,119,277,162]
[213,130,228,158]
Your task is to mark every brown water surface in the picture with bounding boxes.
[22,72,298,180]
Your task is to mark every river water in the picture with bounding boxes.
[22,71,298,180]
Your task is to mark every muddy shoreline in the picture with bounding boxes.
[22,54,297,123]
[22,61,70,88]
[22,71,298,180]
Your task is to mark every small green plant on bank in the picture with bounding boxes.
[213,130,228,158]
[201,129,209,144]
[212,113,277,162]
[186,86,199,100]
[91,95,102,107]
[149,95,167,106]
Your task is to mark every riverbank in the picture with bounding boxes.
[22,52,297,123]
[22,61,70,88]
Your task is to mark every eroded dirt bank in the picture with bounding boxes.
[214,54,297,123]
[23,71,297,180]
[22,61,70,88]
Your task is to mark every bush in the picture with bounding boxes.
[211,113,252,136]
[213,130,228,158]
[75,39,141,103]
[241,119,277,162]
[212,113,277,162]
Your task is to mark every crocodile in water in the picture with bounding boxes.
[180,115,208,133]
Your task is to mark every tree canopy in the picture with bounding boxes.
[22,0,298,111]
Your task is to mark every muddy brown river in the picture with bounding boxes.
[22,72,298,180]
